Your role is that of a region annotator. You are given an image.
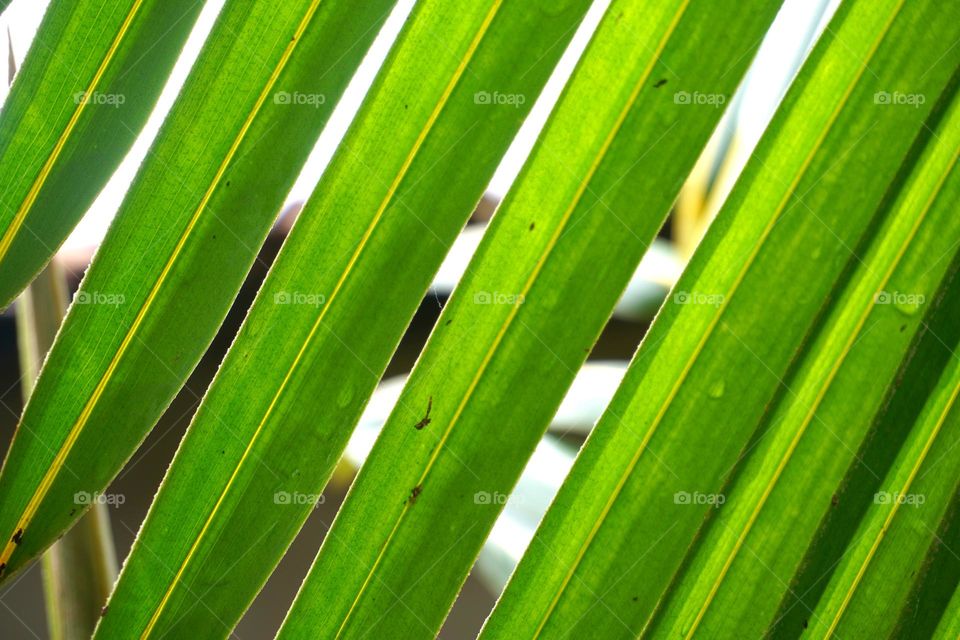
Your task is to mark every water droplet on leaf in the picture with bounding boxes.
[708,379,726,399]
[894,301,919,317]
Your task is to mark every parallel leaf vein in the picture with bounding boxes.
[825,376,960,637]
[143,2,505,637]
[686,125,957,638]
[1,0,319,586]
[329,3,511,636]
[533,3,906,636]
[0,0,146,263]
[0,0,150,568]
[330,2,692,638]
[135,1,330,635]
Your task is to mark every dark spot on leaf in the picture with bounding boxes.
[802,619,808,629]
[632,596,638,602]
[831,494,839,507]
[11,529,22,545]
[445,319,452,326]
[100,605,108,617]
[900,324,907,332]
[409,485,423,504]
[415,397,433,430]
[226,181,231,187]
[654,79,667,88]
[69,508,76,516]
[529,222,535,231]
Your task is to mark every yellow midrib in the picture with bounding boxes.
[343,0,697,636]
[145,2,506,637]
[824,376,960,638]
[329,2,508,637]
[0,0,147,568]
[536,2,907,637]
[685,111,956,639]
[135,2,328,637]
[334,0,690,631]
[0,0,146,265]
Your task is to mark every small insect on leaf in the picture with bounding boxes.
[409,485,423,505]
[415,396,433,430]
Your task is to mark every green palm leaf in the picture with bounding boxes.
[0,0,396,581]
[481,0,960,636]
[0,0,957,638]
[0,0,205,307]
[278,0,785,638]
[935,585,960,639]
[93,1,595,637]
[809,307,960,637]
[17,261,118,640]
[647,63,960,640]
[779,222,960,637]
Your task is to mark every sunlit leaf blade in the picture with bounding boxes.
[812,379,960,637]
[481,0,960,637]
[17,261,119,640]
[0,0,397,581]
[11,28,120,626]
[646,65,960,639]
[93,1,596,637]
[801,270,960,636]
[888,493,960,639]
[772,188,960,639]
[934,584,960,639]
[0,0,205,307]
[277,1,785,638]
